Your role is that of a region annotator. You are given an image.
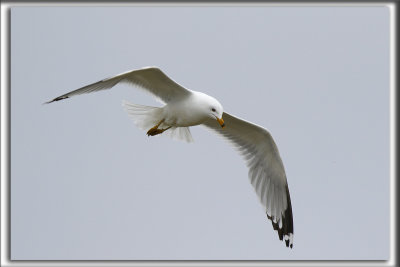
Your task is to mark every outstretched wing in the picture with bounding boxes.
[45,67,192,104]
[203,112,293,248]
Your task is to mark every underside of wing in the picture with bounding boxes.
[203,112,294,248]
[45,67,192,104]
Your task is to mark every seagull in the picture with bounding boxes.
[45,66,294,248]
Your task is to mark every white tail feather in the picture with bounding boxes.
[165,127,194,143]
[122,100,194,143]
[122,100,163,130]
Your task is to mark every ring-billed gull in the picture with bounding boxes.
[45,66,294,248]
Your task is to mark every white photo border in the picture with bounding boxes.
[1,1,397,267]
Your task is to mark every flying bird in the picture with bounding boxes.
[45,66,294,248]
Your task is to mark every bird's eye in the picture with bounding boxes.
[211,108,216,112]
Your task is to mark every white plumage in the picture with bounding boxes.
[46,66,294,248]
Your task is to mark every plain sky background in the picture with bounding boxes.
[10,6,390,260]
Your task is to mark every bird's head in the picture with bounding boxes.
[200,93,225,128]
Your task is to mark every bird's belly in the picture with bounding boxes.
[163,106,206,127]
[166,115,205,127]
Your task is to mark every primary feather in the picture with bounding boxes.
[45,67,191,104]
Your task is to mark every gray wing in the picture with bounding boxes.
[203,112,293,248]
[45,67,191,104]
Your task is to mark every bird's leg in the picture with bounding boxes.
[147,126,171,136]
[147,120,171,136]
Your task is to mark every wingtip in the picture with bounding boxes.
[43,96,69,104]
[266,187,294,249]
[284,234,294,249]
[43,99,55,105]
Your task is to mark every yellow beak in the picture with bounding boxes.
[217,117,225,128]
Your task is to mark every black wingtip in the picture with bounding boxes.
[267,185,294,249]
[43,96,69,104]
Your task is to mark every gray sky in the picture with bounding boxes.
[11,6,390,260]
